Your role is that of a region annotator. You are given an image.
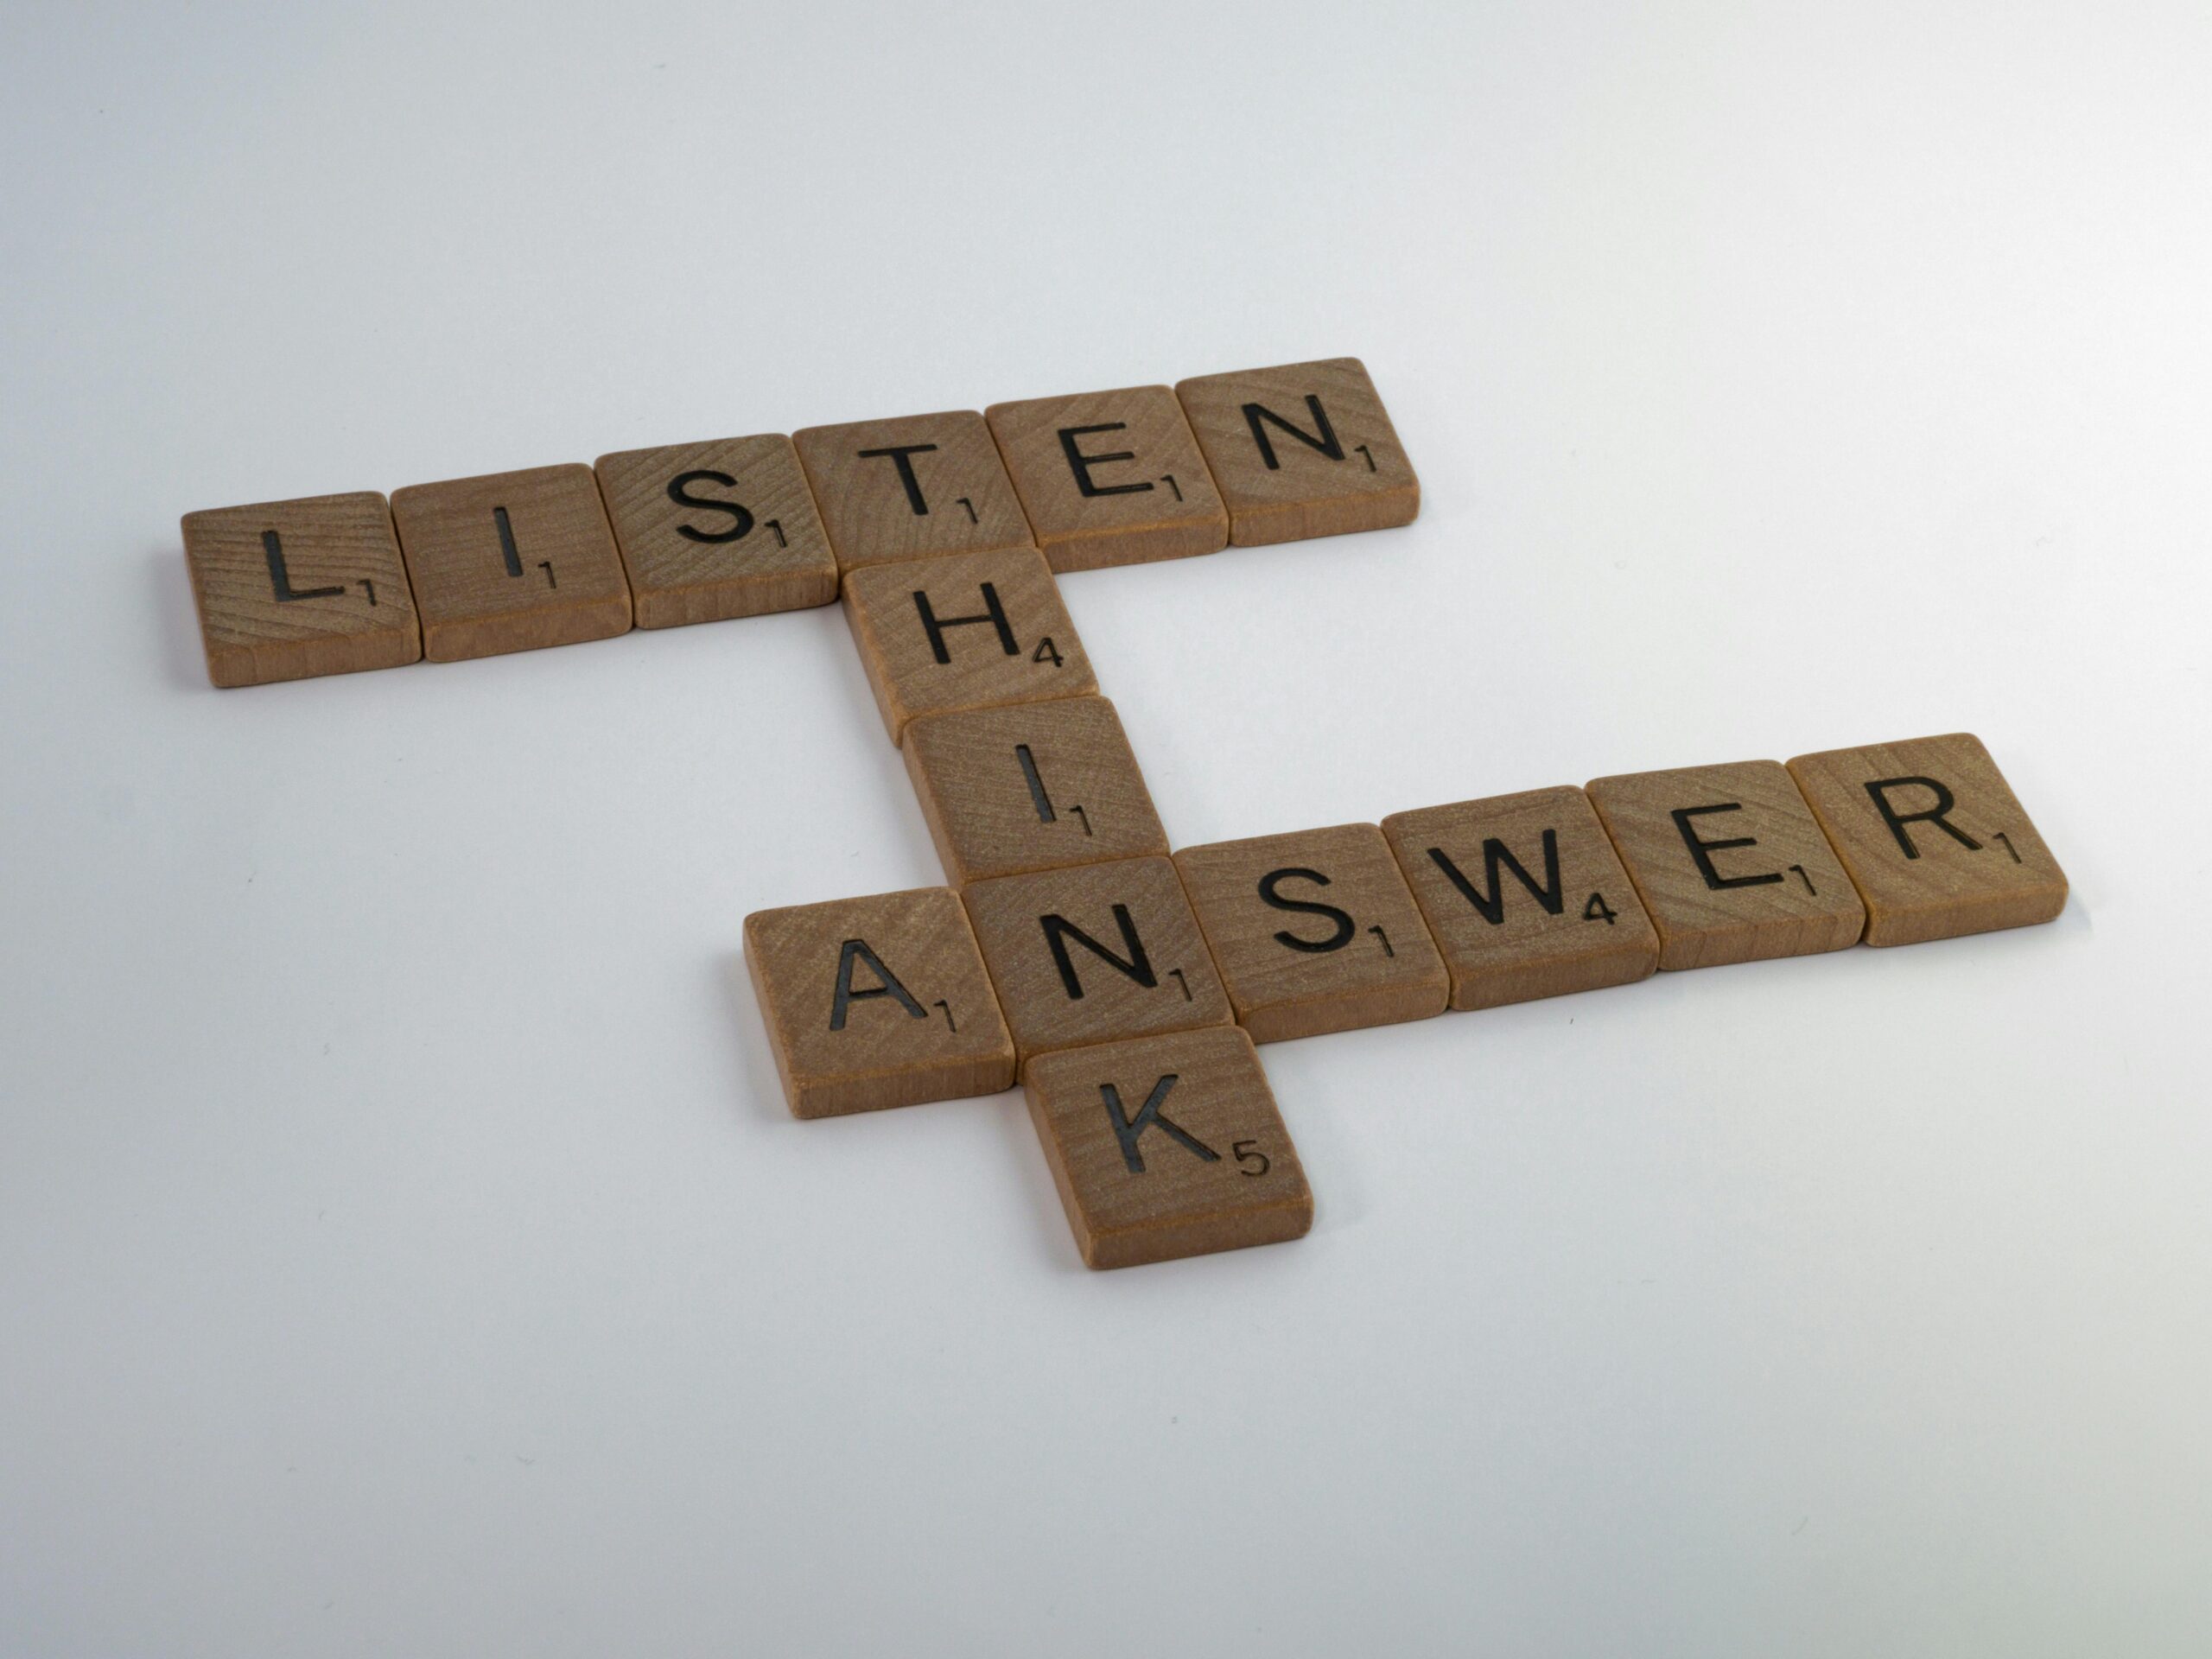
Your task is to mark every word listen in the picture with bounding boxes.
[180,357,1413,687]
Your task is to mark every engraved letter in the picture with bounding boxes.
[1100,1073,1219,1173]
[1257,867,1356,952]
[1039,904,1156,1000]
[829,938,929,1030]
[856,443,940,515]
[1670,804,1783,891]
[1864,776,1981,860]
[1241,394,1344,471]
[1057,423,1154,498]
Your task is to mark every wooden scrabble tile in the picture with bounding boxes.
[984,385,1228,572]
[1586,761,1866,969]
[181,492,421,687]
[742,887,1016,1119]
[1173,823,1448,1042]
[904,696,1168,887]
[1173,356,1419,546]
[843,547,1097,743]
[593,434,836,627]
[1787,734,2068,946]
[1025,1026,1312,1269]
[390,464,632,661]
[1382,786,1660,1010]
[962,855,1234,1066]
[791,410,1033,576]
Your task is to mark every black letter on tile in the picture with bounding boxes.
[1427,832,1565,925]
[1040,904,1156,1000]
[1101,1073,1219,1173]
[1864,776,1981,860]
[1015,744,1057,823]
[829,938,928,1030]
[1058,423,1154,498]
[261,530,346,601]
[1671,804,1784,890]
[857,443,940,515]
[666,469,755,543]
[913,582,1019,663]
[1242,395,1344,470]
[493,505,524,577]
[1258,867,1356,953]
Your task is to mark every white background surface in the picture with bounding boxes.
[3,3,2208,1654]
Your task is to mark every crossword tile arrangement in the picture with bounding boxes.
[182,355,2071,1269]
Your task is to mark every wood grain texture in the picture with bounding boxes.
[962,855,1233,1068]
[1025,1026,1312,1269]
[1382,786,1659,1010]
[1173,823,1447,1042]
[390,464,632,661]
[1173,356,1419,546]
[742,887,1016,1119]
[842,546,1096,743]
[984,384,1228,572]
[1586,761,1866,969]
[1787,734,2067,946]
[181,492,421,687]
[904,695,1168,887]
[791,410,1033,576]
[594,434,836,627]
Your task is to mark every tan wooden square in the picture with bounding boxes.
[390,463,632,661]
[181,492,421,688]
[1173,823,1447,1042]
[1025,1027,1312,1269]
[1382,786,1660,1010]
[1787,734,2068,946]
[984,384,1228,572]
[1586,761,1866,969]
[961,856,1233,1067]
[904,696,1167,887]
[1173,356,1419,546]
[593,433,836,628]
[842,547,1096,743]
[743,887,1016,1119]
[791,409,1033,575]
